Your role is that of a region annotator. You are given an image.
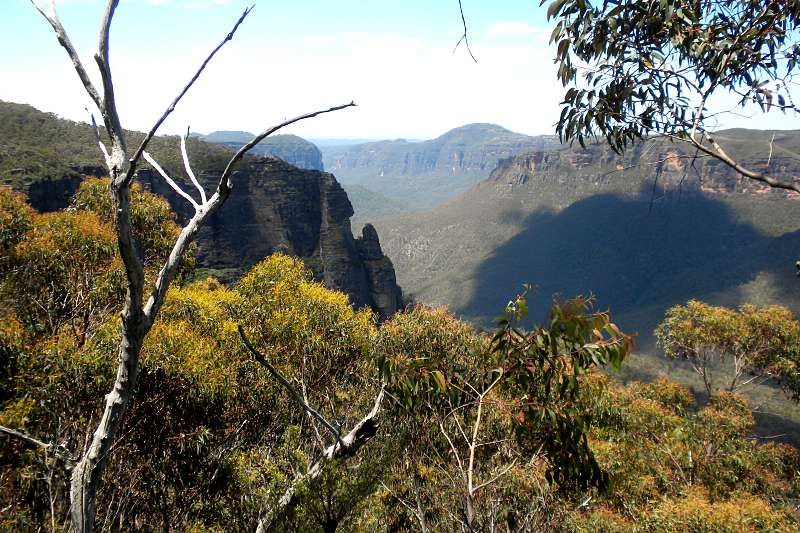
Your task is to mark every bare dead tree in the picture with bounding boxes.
[0,2,354,531]
[434,375,519,531]
[238,326,384,532]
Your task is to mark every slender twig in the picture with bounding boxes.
[86,109,111,164]
[454,0,478,63]
[238,325,343,445]
[472,458,518,494]
[143,152,200,209]
[182,127,207,204]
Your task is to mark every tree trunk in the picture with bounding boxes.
[69,317,145,532]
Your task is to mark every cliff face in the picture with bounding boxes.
[489,133,800,197]
[138,157,402,319]
[23,158,402,320]
[323,124,558,178]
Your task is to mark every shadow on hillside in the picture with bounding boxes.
[462,185,800,335]
[461,185,800,444]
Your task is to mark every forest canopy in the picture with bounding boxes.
[1,184,798,531]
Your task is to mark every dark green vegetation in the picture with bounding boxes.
[2,185,799,531]
[198,131,324,171]
[342,184,412,227]
[321,123,560,218]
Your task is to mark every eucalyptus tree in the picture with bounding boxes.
[547,0,800,192]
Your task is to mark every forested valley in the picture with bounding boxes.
[3,0,800,531]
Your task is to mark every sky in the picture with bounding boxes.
[1,0,796,140]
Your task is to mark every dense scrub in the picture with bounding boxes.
[1,184,798,531]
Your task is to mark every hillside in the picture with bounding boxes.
[374,132,800,436]
[198,131,324,171]
[0,100,403,318]
[321,123,560,217]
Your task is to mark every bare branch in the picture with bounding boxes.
[453,0,478,63]
[126,5,255,180]
[0,425,74,469]
[217,101,357,194]
[142,151,200,210]
[29,0,103,110]
[260,384,385,530]
[238,325,343,444]
[94,0,126,151]
[439,421,465,475]
[471,458,518,494]
[0,425,53,451]
[86,109,111,164]
[182,128,207,204]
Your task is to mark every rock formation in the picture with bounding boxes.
[139,157,403,319]
[356,224,404,318]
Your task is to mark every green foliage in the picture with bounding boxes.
[2,209,123,339]
[570,375,800,531]
[1,190,799,530]
[656,300,800,398]
[546,0,800,150]
[0,187,34,263]
[71,177,196,277]
[0,179,196,343]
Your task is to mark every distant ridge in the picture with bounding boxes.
[198,131,324,171]
[375,130,800,338]
[320,123,560,217]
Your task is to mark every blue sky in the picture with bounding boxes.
[1,0,794,139]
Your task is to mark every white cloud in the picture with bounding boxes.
[0,21,563,139]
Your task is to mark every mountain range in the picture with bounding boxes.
[320,123,561,216]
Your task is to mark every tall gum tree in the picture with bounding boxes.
[0,1,354,531]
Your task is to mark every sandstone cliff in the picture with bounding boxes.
[320,124,561,211]
[489,132,800,197]
[113,158,403,319]
[1,101,402,319]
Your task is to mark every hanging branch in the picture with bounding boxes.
[0,425,74,469]
[240,325,385,531]
[238,325,343,445]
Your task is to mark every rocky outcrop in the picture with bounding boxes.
[138,157,402,318]
[19,156,402,319]
[356,224,403,318]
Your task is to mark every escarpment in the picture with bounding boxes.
[115,158,404,319]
